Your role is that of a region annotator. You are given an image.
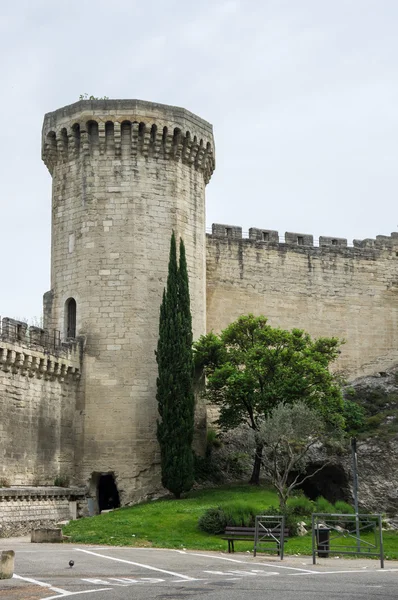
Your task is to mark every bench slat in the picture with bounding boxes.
[222,526,289,554]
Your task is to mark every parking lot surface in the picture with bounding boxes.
[1,537,398,599]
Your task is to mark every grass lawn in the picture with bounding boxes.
[63,484,398,559]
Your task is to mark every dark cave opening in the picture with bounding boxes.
[293,463,351,503]
[97,473,120,512]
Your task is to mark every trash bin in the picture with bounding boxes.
[317,527,330,558]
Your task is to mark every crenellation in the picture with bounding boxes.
[319,236,348,247]
[249,227,279,243]
[285,231,314,246]
[5,95,398,523]
[212,223,243,239]
[42,101,215,183]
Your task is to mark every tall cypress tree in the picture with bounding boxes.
[156,233,195,498]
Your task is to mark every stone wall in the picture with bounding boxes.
[0,487,86,537]
[206,226,398,379]
[0,318,81,485]
[41,100,215,504]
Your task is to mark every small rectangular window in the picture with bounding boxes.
[225,228,232,238]
[262,232,269,242]
[332,239,338,246]
[297,236,304,245]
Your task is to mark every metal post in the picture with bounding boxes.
[254,516,258,558]
[351,437,360,552]
[379,514,384,569]
[280,515,285,560]
[312,514,316,565]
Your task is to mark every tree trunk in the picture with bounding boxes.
[249,444,263,485]
[278,492,287,513]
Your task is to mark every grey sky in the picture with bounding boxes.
[1,0,397,320]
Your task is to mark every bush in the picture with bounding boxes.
[193,453,222,483]
[224,452,251,478]
[198,507,228,534]
[334,500,355,514]
[224,502,257,527]
[315,496,335,514]
[287,496,315,516]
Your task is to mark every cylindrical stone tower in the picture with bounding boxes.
[41,99,215,506]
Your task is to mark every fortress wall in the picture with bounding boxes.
[206,226,398,379]
[0,488,86,537]
[0,319,81,485]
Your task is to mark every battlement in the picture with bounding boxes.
[42,99,215,182]
[0,317,81,380]
[208,224,398,252]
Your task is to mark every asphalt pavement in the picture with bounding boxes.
[0,537,397,599]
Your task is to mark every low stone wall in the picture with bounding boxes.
[0,487,86,537]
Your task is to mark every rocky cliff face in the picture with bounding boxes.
[342,367,398,515]
[303,367,398,515]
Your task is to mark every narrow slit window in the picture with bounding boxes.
[225,228,232,238]
[262,232,269,242]
[65,298,77,338]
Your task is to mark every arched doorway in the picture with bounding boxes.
[97,473,120,512]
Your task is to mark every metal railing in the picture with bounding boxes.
[0,318,64,352]
[254,515,286,559]
[312,513,384,568]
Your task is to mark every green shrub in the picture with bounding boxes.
[193,453,222,483]
[334,500,355,514]
[287,496,315,516]
[315,496,335,514]
[224,502,257,527]
[207,428,222,449]
[224,452,250,478]
[198,507,228,534]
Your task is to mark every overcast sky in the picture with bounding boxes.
[1,0,397,321]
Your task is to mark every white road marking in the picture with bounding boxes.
[291,569,398,576]
[82,576,166,587]
[43,590,111,599]
[14,572,112,598]
[74,548,197,581]
[13,574,68,594]
[187,553,317,573]
[204,569,280,577]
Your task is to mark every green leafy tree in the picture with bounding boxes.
[194,314,345,484]
[156,233,195,498]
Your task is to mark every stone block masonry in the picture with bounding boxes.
[41,99,215,506]
[206,226,398,379]
[0,317,81,486]
[3,95,398,526]
[0,487,86,537]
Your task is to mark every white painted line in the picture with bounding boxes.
[43,589,111,599]
[187,552,317,573]
[291,568,398,576]
[251,561,318,573]
[74,548,197,581]
[13,574,68,594]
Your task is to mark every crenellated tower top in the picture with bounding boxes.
[42,99,215,183]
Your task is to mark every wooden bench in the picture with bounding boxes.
[222,526,289,555]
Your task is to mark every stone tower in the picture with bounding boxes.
[41,100,215,507]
